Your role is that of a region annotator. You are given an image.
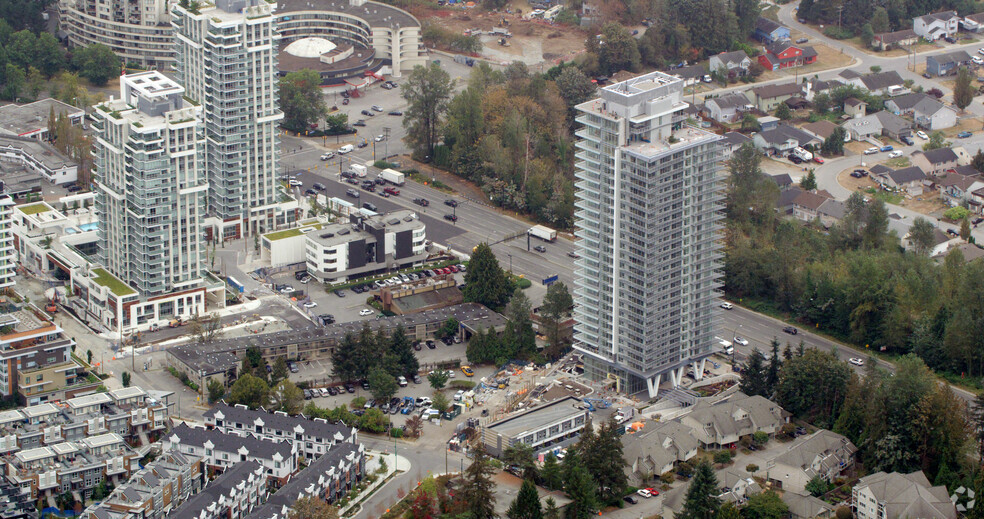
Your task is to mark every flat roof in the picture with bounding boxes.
[22,403,59,419]
[82,432,125,449]
[15,446,54,463]
[277,0,419,29]
[486,396,586,438]
[264,222,324,241]
[68,392,113,409]
[309,209,423,248]
[0,99,84,137]
[51,442,79,456]
[110,387,147,401]
[90,268,136,297]
[0,410,24,425]
[623,126,722,159]
[0,135,78,172]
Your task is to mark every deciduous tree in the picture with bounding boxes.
[289,496,338,519]
[368,367,399,401]
[227,373,270,410]
[402,62,453,160]
[207,379,225,403]
[427,370,449,390]
[908,217,936,255]
[742,491,789,519]
[271,379,304,414]
[279,69,328,133]
[71,44,120,86]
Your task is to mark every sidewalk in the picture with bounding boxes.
[339,450,411,517]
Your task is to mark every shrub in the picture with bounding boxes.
[713,451,733,464]
[390,427,404,438]
[779,423,797,438]
[746,464,759,472]
[752,431,769,445]
[823,26,855,39]
[351,396,366,409]
[516,278,532,289]
[944,206,969,221]
[660,472,675,484]
[449,380,476,389]
[835,506,853,519]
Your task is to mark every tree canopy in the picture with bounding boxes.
[280,69,329,133]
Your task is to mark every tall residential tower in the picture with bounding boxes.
[572,71,724,398]
[93,71,208,298]
[172,0,284,239]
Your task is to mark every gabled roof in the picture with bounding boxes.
[818,199,847,220]
[755,16,785,35]
[773,430,856,475]
[875,29,918,44]
[801,120,838,140]
[771,173,793,187]
[888,166,927,184]
[205,403,354,443]
[845,111,911,135]
[913,96,951,117]
[916,10,959,24]
[875,111,912,133]
[856,471,956,519]
[676,63,707,79]
[711,50,750,67]
[756,123,816,147]
[708,92,752,110]
[931,50,972,65]
[752,82,803,100]
[777,186,803,210]
[839,69,862,80]
[683,392,786,443]
[918,147,959,165]
[966,12,984,24]
[844,97,864,107]
[889,92,931,111]
[870,164,893,175]
[937,172,976,189]
[782,491,835,519]
[622,420,698,476]
[166,423,294,461]
[793,190,830,211]
[859,71,904,91]
[950,164,981,177]
[809,78,843,92]
[720,132,752,147]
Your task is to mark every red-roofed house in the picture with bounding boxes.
[758,42,818,71]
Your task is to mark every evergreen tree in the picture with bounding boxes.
[775,102,792,120]
[955,67,974,111]
[388,325,418,376]
[796,340,805,357]
[562,451,598,519]
[972,391,984,462]
[463,243,511,310]
[678,460,720,519]
[584,418,627,505]
[800,170,817,191]
[331,333,359,382]
[767,338,782,394]
[461,445,497,519]
[544,498,560,519]
[503,289,537,359]
[740,349,769,397]
[783,343,793,361]
[503,443,539,482]
[507,479,543,519]
[541,453,563,490]
[271,356,289,385]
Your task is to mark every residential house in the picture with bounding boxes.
[804,78,843,101]
[962,12,984,32]
[777,187,803,214]
[162,423,298,486]
[750,83,804,111]
[783,491,836,519]
[166,461,267,519]
[791,190,832,222]
[766,430,857,494]
[886,92,934,115]
[926,50,972,76]
[844,97,866,118]
[784,96,810,110]
[914,11,960,40]
[913,97,957,129]
[752,124,819,155]
[720,132,753,156]
[247,443,365,518]
[844,70,905,95]
[675,64,707,86]
[872,29,919,50]
[817,199,847,227]
[622,420,698,485]
[875,166,927,195]
[934,242,984,262]
[770,173,794,191]
[705,92,753,123]
[717,468,762,504]
[801,120,839,143]
[678,392,788,449]
[852,471,956,519]
[841,111,912,141]
[709,50,752,77]
[758,115,780,131]
[938,172,984,207]
[911,147,960,175]
[754,17,790,44]
[758,41,818,71]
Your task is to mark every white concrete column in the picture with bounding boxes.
[646,374,662,399]
[668,369,680,388]
[693,359,707,381]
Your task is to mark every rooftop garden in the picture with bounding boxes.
[17,203,51,215]
[264,223,324,242]
[91,268,136,296]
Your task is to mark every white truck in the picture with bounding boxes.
[790,147,813,162]
[528,225,557,241]
[379,168,405,185]
[350,164,367,177]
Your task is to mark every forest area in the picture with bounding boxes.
[798,0,984,38]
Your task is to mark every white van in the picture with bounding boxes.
[338,144,354,154]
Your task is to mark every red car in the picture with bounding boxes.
[645,488,660,496]
[449,265,459,273]
[813,156,824,164]
[384,187,400,196]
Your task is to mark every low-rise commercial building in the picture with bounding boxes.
[305,210,427,283]
[0,136,78,185]
[480,396,589,457]
[0,99,84,141]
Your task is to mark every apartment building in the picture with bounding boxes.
[167,460,267,519]
[303,210,427,283]
[0,305,84,404]
[203,403,358,460]
[1,430,136,500]
[0,387,168,457]
[246,443,365,519]
[0,186,12,290]
[57,0,174,69]
[79,451,204,519]
[162,423,298,486]
[572,71,724,397]
[172,0,285,240]
[852,471,955,519]
[91,71,221,333]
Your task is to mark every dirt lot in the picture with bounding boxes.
[837,166,945,214]
[420,5,587,66]
[761,156,813,181]
[837,167,877,192]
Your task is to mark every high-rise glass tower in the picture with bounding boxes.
[172,0,283,239]
[93,71,207,296]
[572,71,724,398]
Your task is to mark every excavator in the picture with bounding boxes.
[45,290,59,314]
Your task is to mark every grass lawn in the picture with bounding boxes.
[886,157,911,168]
[264,223,324,241]
[91,268,135,296]
[17,203,50,215]
[864,187,904,205]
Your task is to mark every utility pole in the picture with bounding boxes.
[383,127,391,160]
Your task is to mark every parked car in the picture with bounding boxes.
[567,251,580,258]
[916,130,929,140]
[863,147,879,155]
[888,150,903,158]
[789,155,803,164]
[900,135,914,145]
[879,145,894,152]
[813,156,824,164]
[303,301,318,308]
[389,110,403,116]
[637,489,653,499]
[353,120,366,127]
[371,105,383,112]
[444,199,458,207]
[461,366,475,377]
[849,357,864,366]
[796,37,808,44]
[959,131,973,138]
[359,308,374,316]
[624,496,638,505]
[413,198,429,206]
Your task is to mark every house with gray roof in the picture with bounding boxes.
[766,429,857,494]
[750,83,804,111]
[675,64,707,86]
[162,423,298,486]
[842,70,905,95]
[752,124,819,155]
[678,392,788,449]
[622,420,698,484]
[705,92,753,123]
[783,491,836,519]
[791,190,833,222]
[886,92,933,114]
[717,468,762,505]
[754,16,790,44]
[776,186,803,214]
[926,50,972,76]
[890,93,958,129]
[817,199,847,227]
[771,173,793,190]
[911,147,960,176]
[166,460,267,519]
[841,111,912,141]
[872,29,918,51]
[204,403,358,460]
[875,165,927,195]
[709,50,752,77]
[720,132,752,156]
[938,172,984,207]
[914,11,960,40]
[852,471,956,519]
